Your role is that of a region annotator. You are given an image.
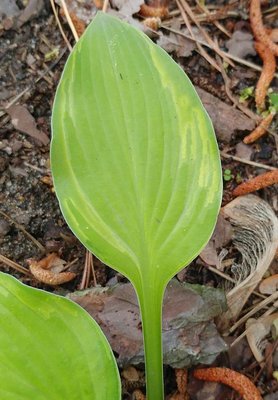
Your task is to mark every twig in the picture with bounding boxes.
[177,0,234,67]
[0,254,31,276]
[207,265,266,300]
[217,56,260,121]
[60,0,79,42]
[220,152,276,171]
[102,0,109,13]
[90,253,97,286]
[0,210,45,253]
[233,169,278,197]
[176,0,221,72]
[243,112,275,144]
[231,308,278,347]
[49,0,72,51]
[159,25,278,77]
[228,291,278,334]
[195,0,231,38]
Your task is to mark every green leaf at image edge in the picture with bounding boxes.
[0,272,121,400]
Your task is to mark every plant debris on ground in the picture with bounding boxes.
[0,0,277,399]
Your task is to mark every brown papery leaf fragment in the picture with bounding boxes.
[253,42,276,110]
[250,0,278,56]
[246,313,278,363]
[193,367,262,400]
[233,170,278,197]
[6,105,49,145]
[259,274,278,294]
[243,112,275,144]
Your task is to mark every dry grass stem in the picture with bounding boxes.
[0,210,45,253]
[49,0,72,51]
[220,152,276,171]
[0,254,31,276]
[60,0,79,42]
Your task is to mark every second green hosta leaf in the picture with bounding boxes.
[0,272,120,399]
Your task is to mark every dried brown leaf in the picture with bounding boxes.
[7,105,49,145]
[200,214,233,266]
[259,274,278,294]
[226,31,256,59]
[196,87,256,143]
[246,313,278,363]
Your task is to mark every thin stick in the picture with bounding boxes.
[90,253,97,286]
[217,55,259,121]
[231,306,278,347]
[176,0,221,72]
[228,291,278,334]
[102,0,109,13]
[49,0,72,51]
[195,0,231,38]
[0,210,45,253]
[220,152,276,171]
[207,265,266,300]
[159,25,278,77]
[62,257,78,271]
[177,0,234,67]
[0,254,31,276]
[60,0,79,42]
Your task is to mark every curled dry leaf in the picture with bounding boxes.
[246,313,278,363]
[219,195,278,326]
[253,42,276,110]
[28,253,76,285]
[193,367,262,400]
[243,112,275,144]
[259,274,278,294]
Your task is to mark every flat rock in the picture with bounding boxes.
[68,279,227,368]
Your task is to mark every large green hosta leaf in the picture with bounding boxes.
[51,12,222,399]
[0,272,120,399]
